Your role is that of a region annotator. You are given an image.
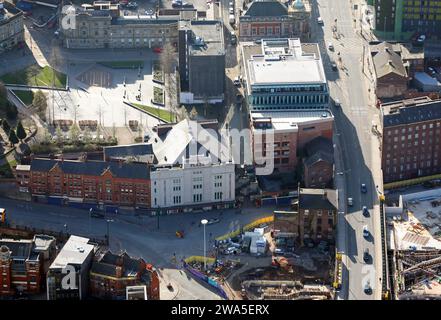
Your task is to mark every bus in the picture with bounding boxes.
[0,208,5,223]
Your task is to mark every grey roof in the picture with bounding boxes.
[372,42,407,79]
[30,158,150,180]
[50,235,94,270]
[104,143,153,159]
[299,189,337,210]
[305,137,333,157]
[92,251,143,278]
[304,151,334,167]
[244,0,288,17]
[179,20,225,56]
[382,98,441,128]
[0,239,33,259]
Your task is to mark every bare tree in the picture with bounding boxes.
[160,41,178,122]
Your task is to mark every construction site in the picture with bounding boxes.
[385,188,441,299]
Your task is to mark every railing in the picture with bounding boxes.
[379,195,391,299]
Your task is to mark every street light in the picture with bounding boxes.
[106,219,114,246]
[201,219,208,271]
[89,208,92,235]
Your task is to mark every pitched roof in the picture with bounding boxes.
[372,42,407,79]
[30,158,150,180]
[299,188,337,210]
[103,143,154,160]
[91,251,144,278]
[304,150,334,167]
[244,0,288,17]
[304,137,334,167]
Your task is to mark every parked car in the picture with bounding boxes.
[331,62,338,71]
[317,17,324,25]
[363,248,370,263]
[364,281,373,295]
[328,42,334,51]
[231,32,237,45]
[417,34,426,43]
[206,218,220,225]
[363,225,369,238]
[348,197,353,206]
[361,183,367,193]
[153,47,163,53]
[334,98,341,107]
[233,77,241,86]
[90,210,105,219]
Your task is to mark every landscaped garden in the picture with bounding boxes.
[0,65,67,88]
[98,60,144,69]
[131,102,173,123]
[152,61,164,83]
[152,86,164,105]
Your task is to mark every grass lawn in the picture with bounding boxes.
[13,90,34,106]
[0,65,67,88]
[99,61,144,69]
[131,102,173,123]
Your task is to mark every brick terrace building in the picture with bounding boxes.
[16,158,151,208]
[303,137,334,188]
[0,235,56,296]
[90,251,159,300]
[380,96,441,184]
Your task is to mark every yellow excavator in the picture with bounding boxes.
[0,208,6,224]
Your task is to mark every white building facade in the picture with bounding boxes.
[150,156,235,212]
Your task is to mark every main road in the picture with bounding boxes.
[311,0,384,299]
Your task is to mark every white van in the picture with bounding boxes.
[229,14,235,25]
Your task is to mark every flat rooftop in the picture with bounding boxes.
[1,1,22,21]
[388,188,441,250]
[179,20,224,56]
[381,96,441,127]
[49,235,94,269]
[251,110,333,131]
[242,38,326,87]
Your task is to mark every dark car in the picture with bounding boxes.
[90,210,105,219]
[364,281,373,295]
[361,183,367,193]
[236,93,243,104]
[206,218,220,225]
[331,62,338,71]
[362,206,369,217]
[363,248,370,263]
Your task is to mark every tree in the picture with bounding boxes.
[55,126,63,144]
[2,119,10,134]
[160,41,178,121]
[16,121,26,141]
[32,90,47,122]
[189,106,198,120]
[69,124,80,143]
[8,129,18,146]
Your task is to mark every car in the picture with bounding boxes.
[362,206,370,217]
[231,33,237,45]
[206,218,220,225]
[348,197,353,206]
[317,17,324,25]
[364,281,373,295]
[153,47,163,53]
[334,99,341,107]
[143,134,150,142]
[90,210,105,219]
[182,2,193,7]
[363,225,369,238]
[361,183,367,193]
[236,93,243,104]
[233,77,241,86]
[274,248,285,256]
[363,248,370,263]
[417,34,426,43]
[328,43,334,51]
[229,7,234,14]
[145,9,154,15]
[331,62,338,71]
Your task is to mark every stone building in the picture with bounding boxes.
[0,0,24,53]
[60,1,179,49]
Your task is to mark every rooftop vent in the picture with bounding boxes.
[193,36,205,46]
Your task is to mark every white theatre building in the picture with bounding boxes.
[149,119,236,212]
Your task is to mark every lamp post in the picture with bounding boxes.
[201,219,208,271]
[89,208,92,235]
[106,219,114,246]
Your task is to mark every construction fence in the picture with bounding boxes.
[215,216,274,241]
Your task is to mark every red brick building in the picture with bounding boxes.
[303,137,334,188]
[16,158,151,208]
[239,0,294,41]
[380,97,441,185]
[89,251,160,300]
[0,235,56,296]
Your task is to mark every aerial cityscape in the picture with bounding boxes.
[0,0,441,304]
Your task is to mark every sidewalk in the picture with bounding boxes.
[157,268,180,300]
